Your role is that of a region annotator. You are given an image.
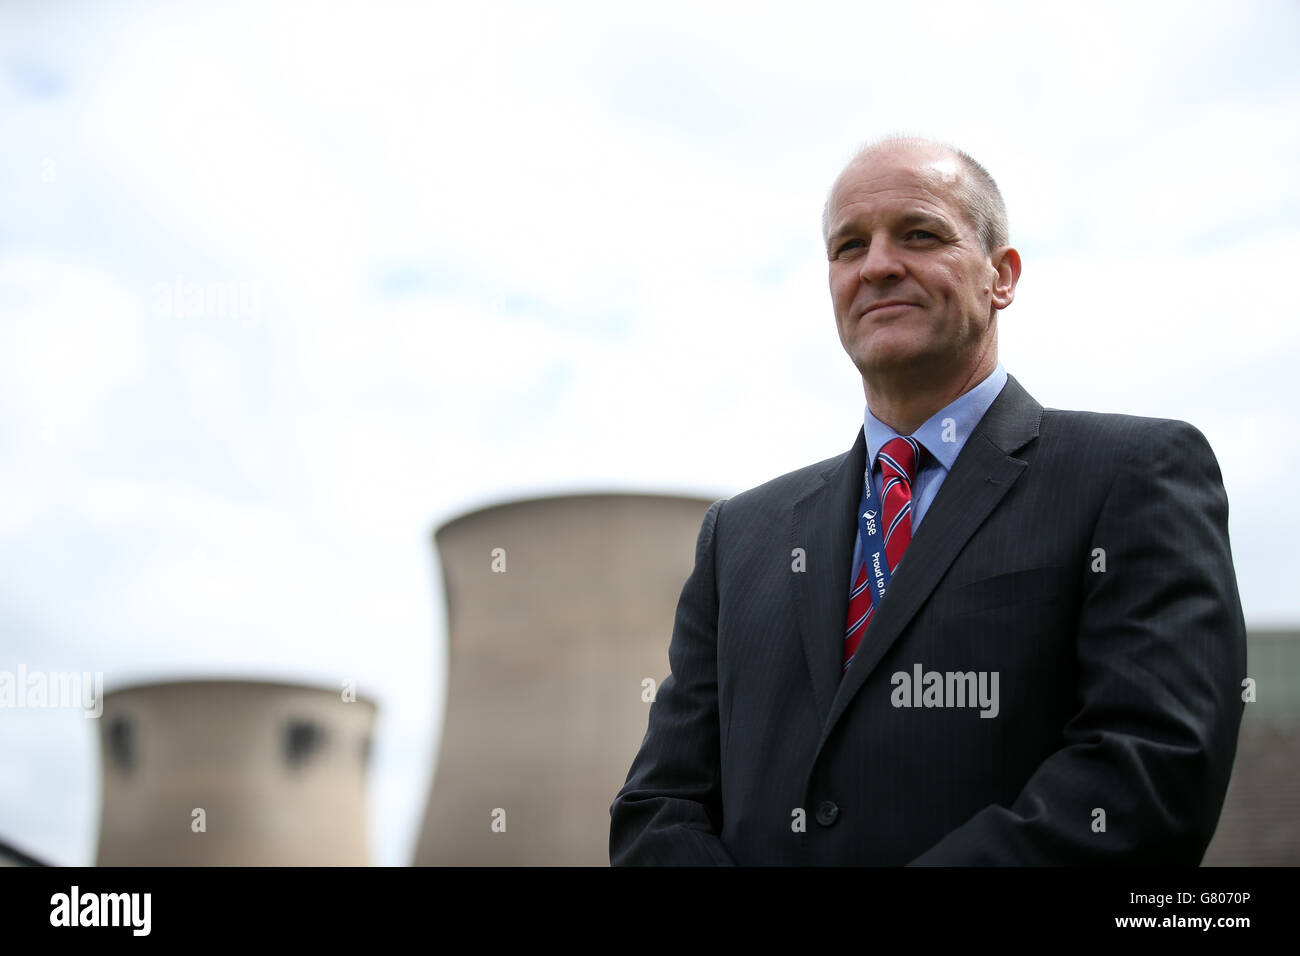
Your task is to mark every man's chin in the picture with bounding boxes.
[852,349,934,381]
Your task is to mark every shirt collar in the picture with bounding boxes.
[863,363,1008,474]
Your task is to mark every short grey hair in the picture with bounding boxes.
[822,135,1009,255]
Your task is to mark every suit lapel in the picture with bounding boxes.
[791,428,865,728]
[812,374,1044,746]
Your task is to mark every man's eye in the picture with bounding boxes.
[835,238,865,256]
[905,229,937,240]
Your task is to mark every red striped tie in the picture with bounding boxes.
[843,436,922,669]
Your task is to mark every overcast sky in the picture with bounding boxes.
[1,0,1296,866]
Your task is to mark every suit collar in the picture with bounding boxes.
[965,372,1042,457]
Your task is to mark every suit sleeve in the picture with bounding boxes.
[908,419,1247,865]
[609,497,737,865]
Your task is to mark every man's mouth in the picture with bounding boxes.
[861,299,916,318]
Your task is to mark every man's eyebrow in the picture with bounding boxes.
[827,210,952,248]
[896,211,951,231]
[826,223,852,248]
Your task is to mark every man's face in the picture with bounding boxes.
[825,146,1010,388]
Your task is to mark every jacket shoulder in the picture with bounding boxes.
[1039,407,1216,463]
[722,445,852,516]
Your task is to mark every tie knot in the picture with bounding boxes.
[878,436,923,484]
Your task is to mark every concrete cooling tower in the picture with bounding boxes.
[95,679,377,865]
[1202,630,1300,865]
[413,492,715,866]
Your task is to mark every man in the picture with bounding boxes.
[609,136,1247,865]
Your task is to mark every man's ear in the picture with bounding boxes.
[990,246,1021,310]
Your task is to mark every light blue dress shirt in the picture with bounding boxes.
[849,363,1009,590]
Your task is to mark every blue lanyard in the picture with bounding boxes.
[855,465,892,612]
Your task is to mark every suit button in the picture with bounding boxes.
[815,801,840,827]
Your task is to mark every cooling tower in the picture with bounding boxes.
[95,679,377,865]
[1203,630,1300,865]
[412,492,715,866]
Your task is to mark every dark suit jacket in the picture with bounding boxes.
[610,374,1247,865]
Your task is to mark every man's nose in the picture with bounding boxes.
[859,237,904,283]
